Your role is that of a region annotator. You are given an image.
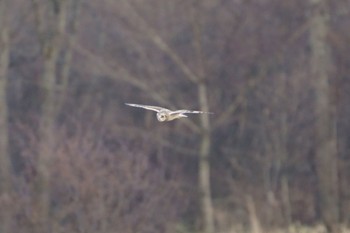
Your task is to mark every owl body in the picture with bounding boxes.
[125,103,211,122]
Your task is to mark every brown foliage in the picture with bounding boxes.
[11,119,191,233]
[2,0,350,232]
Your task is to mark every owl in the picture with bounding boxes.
[125,103,213,122]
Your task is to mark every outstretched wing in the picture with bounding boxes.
[170,109,214,115]
[125,103,168,112]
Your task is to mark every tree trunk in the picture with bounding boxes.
[246,195,263,233]
[31,0,68,231]
[58,0,81,108]
[0,1,12,231]
[35,39,58,233]
[198,83,214,233]
[192,2,215,232]
[309,0,339,232]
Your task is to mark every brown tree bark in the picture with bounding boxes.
[0,0,12,232]
[198,83,214,233]
[309,0,339,232]
[58,0,81,108]
[246,195,263,233]
[31,0,69,231]
[192,2,215,232]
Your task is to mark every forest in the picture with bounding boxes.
[0,0,349,233]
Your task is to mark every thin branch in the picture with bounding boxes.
[214,19,312,129]
[74,43,201,133]
[122,0,199,83]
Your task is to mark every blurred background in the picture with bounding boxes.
[0,0,349,233]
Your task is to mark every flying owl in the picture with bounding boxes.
[125,103,213,122]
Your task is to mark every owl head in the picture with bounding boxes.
[156,112,167,122]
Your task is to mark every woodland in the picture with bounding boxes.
[0,0,349,233]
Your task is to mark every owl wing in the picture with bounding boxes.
[125,103,169,112]
[170,109,213,115]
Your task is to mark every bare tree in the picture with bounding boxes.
[0,0,12,232]
[113,1,215,232]
[309,0,339,232]
[58,0,81,108]
[4,0,350,232]
[31,0,70,231]
[191,2,214,233]
[11,112,190,233]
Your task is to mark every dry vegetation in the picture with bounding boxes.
[0,0,350,233]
